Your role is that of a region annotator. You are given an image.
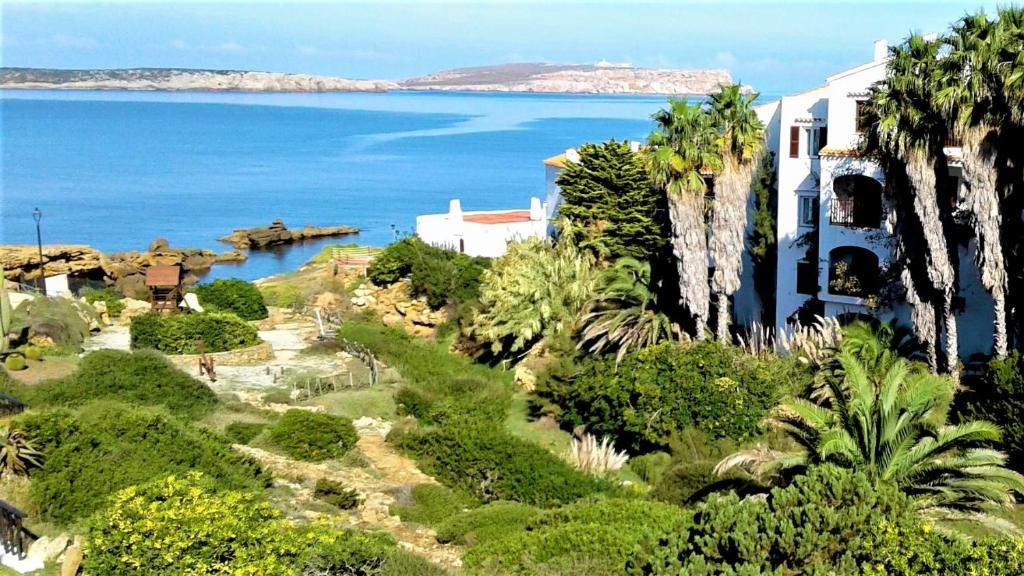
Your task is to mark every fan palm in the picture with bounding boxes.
[577,257,677,363]
[717,352,1024,522]
[0,428,42,478]
[708,84,766,343]
[865,34,960,375]
[646,99,722,339]
[936,12,1011,357]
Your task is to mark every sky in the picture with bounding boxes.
[0,1,1006,94]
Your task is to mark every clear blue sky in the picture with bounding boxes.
[0,1,1004,94]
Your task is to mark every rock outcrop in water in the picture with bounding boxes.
[218,220,359,250]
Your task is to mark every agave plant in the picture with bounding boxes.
[577,257,677,364]
[717,350,1024,526]
[563,434,629,478]
[0,428,43,478]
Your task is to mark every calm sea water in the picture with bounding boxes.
[1,90,696,280]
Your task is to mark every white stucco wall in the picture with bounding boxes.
[416,199,549,258]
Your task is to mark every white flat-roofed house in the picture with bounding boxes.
[416,197,549,258]
[758,38,994,358]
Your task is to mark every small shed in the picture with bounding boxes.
[145,265,183,312]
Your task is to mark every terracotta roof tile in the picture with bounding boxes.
[463,211,532,225]
[543,154,567,168]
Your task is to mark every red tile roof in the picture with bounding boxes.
[463,211,532,225]
[145,265,182,287]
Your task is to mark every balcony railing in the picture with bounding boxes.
[830,197,879,229]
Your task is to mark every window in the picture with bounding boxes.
[799,195,819,227]
[854,101,868,132]
[789,126,800,158]
[807,127,828,157]
[830,175,882,228]
[796,261,818,295]
[828,247,879,297]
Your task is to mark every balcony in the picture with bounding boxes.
[829,175,881,229]
[828,247,879,298]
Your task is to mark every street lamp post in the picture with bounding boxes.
[32,208,46,296]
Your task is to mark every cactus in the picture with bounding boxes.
[0,266,11,354]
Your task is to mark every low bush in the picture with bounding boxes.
[268,409,358,462]
[260,283,305,309]
[538,341,803,452]
[224,421,266,444]
[394,423,607,507]
[10,297,98,353]
[955,352,1024,472]
[4,355,25,371]
[24,349,218,419]
[86,472,405,576]
[628,451,672,486]
[367,237,489,309]
[190,278,269,320]
[82,287,125,317]
[636,465,999,575]
[462,498,691,576]
[14,403,268,525]
[130,311,261,354]
[314,478,362,510]
[437,501,541,546]
[262,390,294,405]
[390,483,477,527]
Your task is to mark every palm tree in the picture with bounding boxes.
[577,257,677,363]
[716,351,1024,522]
[936,12,1010,357]
[647,100,723,339]
[708,85,766,343]
[865,34,960,375]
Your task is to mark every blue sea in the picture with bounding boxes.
[2,90,685,280]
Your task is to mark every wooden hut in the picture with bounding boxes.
[146,265,183,312]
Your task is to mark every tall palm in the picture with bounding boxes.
[647,99,723,339]
[865,35,960,375]
[708,85,766,343]
[937,12,1010,357]
[577,257,677,363]
[717,352,1024,521]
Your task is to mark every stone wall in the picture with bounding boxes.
[166,340,274,369]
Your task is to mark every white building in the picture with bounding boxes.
[756,39,994,358]
[416,197,549,258]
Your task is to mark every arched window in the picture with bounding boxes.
[830,175,882,228]
[828,247,879,297]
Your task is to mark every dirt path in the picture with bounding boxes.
[236,417,462,569]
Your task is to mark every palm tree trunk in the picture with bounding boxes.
[668,193,710,339]
[710,160,756,343]
[960,127,1008,357]
[902,267,938,372]
[905,148,958,375]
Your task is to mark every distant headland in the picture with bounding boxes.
[0,63,736,96]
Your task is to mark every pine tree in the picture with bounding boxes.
[555,140,669,262]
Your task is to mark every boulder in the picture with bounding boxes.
[59,538,83,576]
[27,534,71,564]
[118,298,151,324]
[218,220,359,250]
[514,365,537,392]
[215,250,247,263]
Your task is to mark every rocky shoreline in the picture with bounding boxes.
[218,219,359,250]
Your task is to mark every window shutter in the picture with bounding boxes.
[819,127,828,153]
[789,126,800,158]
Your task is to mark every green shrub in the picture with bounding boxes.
[628,452,671,486]
[86,472,401,576]
[25,349,218,419]
[4,355,25,371]
[955,352,1024,472]
[15,403,268,525]
[262,390,294,405]
[463,498,691,576]
[540,341,797,452]
[437,501,541,546]
[637,465,979,575]
[190,279,269,320]
[314,478,362,509]
[367,237,489,308]
[390,483,477,527]
[269,409,358,462]
[224,421,266,444]
[82,287,125,317]
[130,311,261,354]
[10,297,97,352]
[395,423,606,507]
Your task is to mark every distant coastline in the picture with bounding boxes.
[0,63,738,96]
